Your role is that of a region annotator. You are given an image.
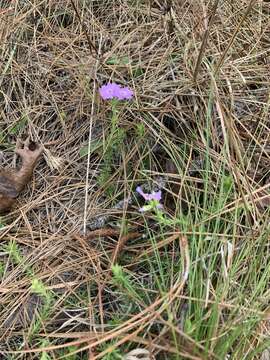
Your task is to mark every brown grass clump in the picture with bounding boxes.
[0,1,270,359]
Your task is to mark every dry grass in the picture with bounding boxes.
[0,0,270,359]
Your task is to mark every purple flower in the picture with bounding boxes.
[136,186,162,202]
[99,83,133,100]
[99,83,121,100]
[117,87,134,100]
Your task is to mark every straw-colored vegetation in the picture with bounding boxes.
[0,1,269,359]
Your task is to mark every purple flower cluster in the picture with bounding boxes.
[136,186,163,213]
[136,186,162,202]
[99,83,134,100]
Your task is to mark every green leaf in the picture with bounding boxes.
[9,116,28,135]
[31,278,48,298]
[106,56,119,65]
[79,139,102,158]
[5,241,23,264]
[223,175,234,194]
[106,56,130,65]
[40,352,52,360]
[135,123,145,138]
[133,67,144,78]
[121,56,130,65]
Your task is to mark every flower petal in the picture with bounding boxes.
[99,83,121,100]
[117,86,134,100]
[136,186,149,200]
[150,190,162,201]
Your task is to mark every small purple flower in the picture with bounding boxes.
[117,87,134,100]
[99,83,133,101]
[136,186,163,213]
[136,186,162,202]
[136,186,150,200]
[99,83,121,100]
